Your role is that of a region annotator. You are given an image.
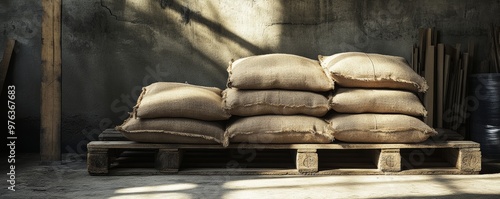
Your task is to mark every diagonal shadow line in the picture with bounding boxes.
[165,0,266,56]
[426,175,465,195]
[98,0,229,87]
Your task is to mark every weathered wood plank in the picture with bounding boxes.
[99,129,129,141]
[436,43,445,128]
[87,141,480,150]
[101,128,466,143]
[87,139,481,175]
[0,39,15,93]
[41,0,61,161]
[424,44,435,127]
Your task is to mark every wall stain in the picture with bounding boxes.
[99,0,151,25]
[159,0,172,9]
[181,6,191,24]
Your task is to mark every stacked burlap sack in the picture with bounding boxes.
[223,53,335,144]
[116,82,230,145]
[319,52,437,143]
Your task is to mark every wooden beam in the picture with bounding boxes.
[436,44,444,128]
[424,44,435,127]
[41,0,61,161]
[0,39,15,93]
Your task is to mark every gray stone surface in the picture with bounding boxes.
[1,0,500,152]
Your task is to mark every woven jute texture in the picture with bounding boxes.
[133,82,230,121]
[319,52,428,92]
[223,88,329,117]
[226,115,334,144]
[330,88,427,117]
[116,115,225,144]
[228,53,334,91]
[326,113,437,143]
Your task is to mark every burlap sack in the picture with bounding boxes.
[225,115,334,144]
[230,132,332,144]
[227,53,334,91]
[116,115,225,144]
[133,82,230,121]
[326,113,437,143]
[330,88,427,117]
[319,52,428,92]
[223,88,330,117]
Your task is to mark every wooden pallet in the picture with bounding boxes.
[87,139,481,175]
[99,129,129,141]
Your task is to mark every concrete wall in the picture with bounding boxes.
[1,0,500,153]
[0,0,42,152]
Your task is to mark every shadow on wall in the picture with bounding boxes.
[60,0,500,154]
[61,0,283,153]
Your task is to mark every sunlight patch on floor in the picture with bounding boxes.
[109,193,192,199]
[114,183,198,194]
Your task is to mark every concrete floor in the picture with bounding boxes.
[1,154,500,199]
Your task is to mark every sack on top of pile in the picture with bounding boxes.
[330,88,427,117]
[133,82,230,121]
[116,116,225,144]
[227,53,334,91]
[319,52,428,93]
[223,88,330,117]
[326,113,437,143]
[225,115,334,144]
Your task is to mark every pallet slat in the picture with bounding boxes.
[88,141,479,149]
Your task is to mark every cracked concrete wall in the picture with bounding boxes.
[1,0,500,152]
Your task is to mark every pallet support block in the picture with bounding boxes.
[156,149,182,173]
[296,149,318,173]
[457,148,481,172]
[377,149,401,172]
[87,148,109,175]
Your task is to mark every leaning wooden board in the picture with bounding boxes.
[0,39,15,93]
[87,139,481,175]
